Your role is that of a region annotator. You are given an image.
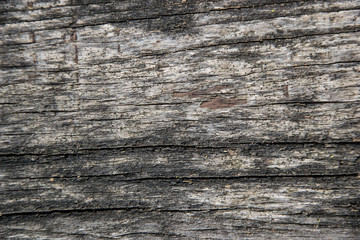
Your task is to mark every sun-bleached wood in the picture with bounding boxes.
[1,0,359,239]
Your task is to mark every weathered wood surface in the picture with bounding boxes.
[1,0,360,239]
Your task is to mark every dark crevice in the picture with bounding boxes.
[247,99,360,107]
[1,141,359,157]
[7,172,140,180]
[116,173,360,181]
[117,232,185,237]
[133,102,193,106]
[0,206,147,217]
[0,206,245,217]
[2,199,359,217]
[188,228,220,231]
[5,172,359,182]
[11,110,78,114]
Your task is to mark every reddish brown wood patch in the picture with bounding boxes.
[174,85,246,109]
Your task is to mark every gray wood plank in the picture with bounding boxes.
[1,0,359,239]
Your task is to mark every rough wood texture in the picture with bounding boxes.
[1,0,359,239]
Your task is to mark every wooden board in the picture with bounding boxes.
[1,0,359,239]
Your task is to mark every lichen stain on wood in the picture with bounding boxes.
[200,96,246,109]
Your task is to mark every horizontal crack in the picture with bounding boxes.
[1,141,359,157]
[0,206,246,218]
[247,99,360,108]
[119,173,360,182]
[5,172,359,182]
[0,207,147,217]
[116,232,184,238]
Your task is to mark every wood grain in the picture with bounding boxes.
[1,0,359,239]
